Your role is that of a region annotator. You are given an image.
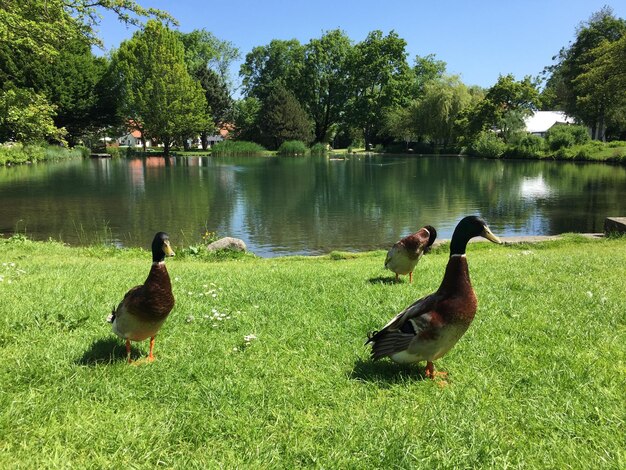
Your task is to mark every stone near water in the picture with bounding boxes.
[206,237,247,252]
[604,217,626,234]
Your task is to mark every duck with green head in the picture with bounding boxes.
[367,216,501,378]
[108,232,175,363]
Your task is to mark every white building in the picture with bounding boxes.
[524,111,576,138]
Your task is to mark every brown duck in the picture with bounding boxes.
[108,232,175,363]
[367,216,501,378]
[384,225,437,283]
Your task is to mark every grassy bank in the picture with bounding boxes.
[0,143,88,166]
[1,235,624,467]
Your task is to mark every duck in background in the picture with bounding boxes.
[385,225,437,283]
[368,216,501,378]
[108,232,175,363]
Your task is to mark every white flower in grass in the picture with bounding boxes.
[244,334,257,343]
[586,291,593,298]
[174,277,180,282]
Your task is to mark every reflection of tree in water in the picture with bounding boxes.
[0,156,625,253]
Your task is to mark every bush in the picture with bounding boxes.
[0,143,83,165]
[545,124,590,151]
[508,134,544,158]
[607,140,626,148]
[469,132,506,158]
[211,140,266,156]
[75,146,91,158]
[277,140,307,156]
[310,142,328,155]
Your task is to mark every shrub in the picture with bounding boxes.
[310,142,328,156]
[469,131,506,158]
[0,143,84,165]
[211,140,266,156]
[508,134,544,158]
[106,146,122,158]
[607,140,626,148]
[75,146,91,158]
[277,140,307,156]
[373,144,385,153]
[546,124,590,151]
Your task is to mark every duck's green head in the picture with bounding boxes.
[450,216,501,255]
[152,232,175,262]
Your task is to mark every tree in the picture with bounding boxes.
[177,30,239,149]
[0,87,66,143]
[413,75,471,147]
[345,30,411,149]
[0,1,174,59]
[195,69,234,149]
[233,97,262,142]
[258,84,312,149]
[413,54,446,96]
[300,30,352,144]
[543,7,626,139]
[240,39,305,101]
[111,21,208,155]
[177,29,239,85]
[462,74,540,141]
[574,35,626,139]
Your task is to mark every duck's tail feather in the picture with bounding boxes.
[106,307,116,323]
[367,330,413,361]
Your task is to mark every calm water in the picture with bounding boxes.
[1,155,625,256]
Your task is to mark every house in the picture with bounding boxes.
[524,111,576,138]
[117,129,152,148]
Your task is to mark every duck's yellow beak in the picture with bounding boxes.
[482,226,502,244]
[163,241,175,257]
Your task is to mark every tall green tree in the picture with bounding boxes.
[413,53,446,96]
[0,86,66,143]
[462,74,540,141]
[240,39,305,101]
[258,83,312,150]
[111,21,208,155]
[345,30,411,148]
[574,35,626,139]
[300,30,352,144]
[177,29,239,85]
[414,75,471,147]
[543,7,626,139]
[0,0,174,59]
[177,30,239,149]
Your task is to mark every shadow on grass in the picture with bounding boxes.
[367,276,401,285]
[348,358,426,385]
[76,337,142,365]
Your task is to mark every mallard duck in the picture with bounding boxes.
[367,216,501,378]
[385,225,437,283]
[107,232,175,363]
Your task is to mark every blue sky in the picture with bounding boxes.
[94,0,626,92]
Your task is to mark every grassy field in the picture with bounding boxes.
[0,235,624,468]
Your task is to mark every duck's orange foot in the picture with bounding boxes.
[424,361,448,379]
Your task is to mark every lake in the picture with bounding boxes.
[1,155,625,256]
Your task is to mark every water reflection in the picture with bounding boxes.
[0,156,625,256]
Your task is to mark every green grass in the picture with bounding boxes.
[0,235,625,468]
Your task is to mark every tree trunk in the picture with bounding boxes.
[163,141,170,156]
[200,131,208,151]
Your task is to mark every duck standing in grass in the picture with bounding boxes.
[108,232,175,363]
[367,216,501,378]
[385,225,437,283]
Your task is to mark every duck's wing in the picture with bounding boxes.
[107,285,142,322]
[366,293,441,359]
[384,242,403,267]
